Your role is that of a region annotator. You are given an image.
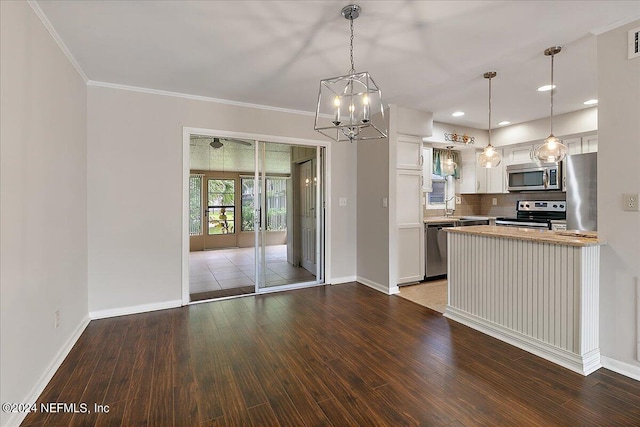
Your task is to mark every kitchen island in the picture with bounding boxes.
[444,225,604,375]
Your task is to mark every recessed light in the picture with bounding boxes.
[452,111,465,117]
[498,121,511,126]
[537,84,556,92]
[583,99,598,105]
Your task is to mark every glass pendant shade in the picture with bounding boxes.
[534,134,567,163]
[442,157,457,176]
[442,146,457,176]
[314,4,387,142]
[535,46,567,163]
[477,71,502,168]
[478,144,501,168]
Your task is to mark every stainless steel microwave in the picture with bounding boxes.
[506,162,561,191]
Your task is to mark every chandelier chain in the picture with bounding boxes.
[349,17,355,74]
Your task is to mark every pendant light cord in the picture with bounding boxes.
[549,53,554,136]
[488,75,492,146]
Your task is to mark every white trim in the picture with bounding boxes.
[590,14,640,36]
[181,128,191,305]
[444,306,602,376]
[601,356,640,381]
[4,316,90,427]
[88,81,316,117]
[27,1,89,83]
[89,300,182,320]
[329,276,357,284]
[357,276,400,295]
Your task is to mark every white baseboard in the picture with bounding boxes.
[89,299,182,320]
[4,316,90,427]
[444,306,601,376]
[356,276,399,295]
[329,276,357,285]
[601,356,640,381]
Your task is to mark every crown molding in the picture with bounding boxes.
[87,80,316,117]
[27,0,89,83]
[591,14,640,36]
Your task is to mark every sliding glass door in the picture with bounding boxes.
[187,133,324,301]
[254,142,324,292]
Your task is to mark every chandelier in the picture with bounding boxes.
[477,71,502,168]
[534,46,568,163]
[314,4,387,142]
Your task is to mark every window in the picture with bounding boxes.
[428,176,446,206]
[207,179,235,234]
[241,177,288,231]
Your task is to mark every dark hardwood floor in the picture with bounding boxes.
[22,282,640,426]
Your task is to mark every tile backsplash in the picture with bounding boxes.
[423,191,566,218]
[478,191,566,217]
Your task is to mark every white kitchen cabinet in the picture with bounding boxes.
[582,135,598,153]
[463,150,505,194]
[504,144,535,165]
[422,146,433,193]
[396,168,424,284]
[397,135,423,170]
[565,137,583,155]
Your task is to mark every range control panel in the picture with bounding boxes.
[517,200,566,212]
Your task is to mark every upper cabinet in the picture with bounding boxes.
[459,148,505,194]
[581,135,598,153]
[503,144,536,165]
[397,135,424,170]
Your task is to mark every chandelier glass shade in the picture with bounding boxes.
[477,71,502,169]
[534,46,568,163]
[314,5,387,142]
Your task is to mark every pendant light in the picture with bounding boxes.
[477,71,502,168]
[534,46,568,163]
[314,4,386,142]
[442,146,457,176]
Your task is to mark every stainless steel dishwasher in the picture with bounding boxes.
[425,219,489,280]
[425,223,454,279]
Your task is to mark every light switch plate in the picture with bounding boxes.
[623,193,639,211]
[455,196,461,205]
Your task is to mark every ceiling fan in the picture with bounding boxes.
[209,137,252,149]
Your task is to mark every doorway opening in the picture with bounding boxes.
[185,133,325,302]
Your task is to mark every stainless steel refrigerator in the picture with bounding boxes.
[566,152,597,231]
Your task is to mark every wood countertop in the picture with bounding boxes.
[445,225,603,247]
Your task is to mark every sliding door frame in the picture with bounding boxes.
[181,127,331,305]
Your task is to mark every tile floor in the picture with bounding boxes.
[189,245,316,297]
[397,279,448,313]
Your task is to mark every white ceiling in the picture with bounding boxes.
[36,1,640,130]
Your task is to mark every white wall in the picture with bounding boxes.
[597,20,640,376]
[356,126,390,290]
[87,86,357,313]
[491,107,598,147]
[0,2,89,426]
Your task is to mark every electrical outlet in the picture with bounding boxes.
[338,197,347,207]
[492,198,498,206]
[382,197,388,208]
[623,193,639,211]
[54,310,60,328]
[455,196,462,205]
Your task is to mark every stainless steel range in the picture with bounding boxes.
[495,200,566,230]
